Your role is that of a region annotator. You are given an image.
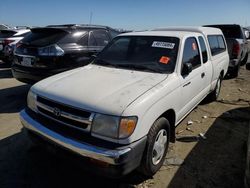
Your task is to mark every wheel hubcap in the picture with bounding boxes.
[152,129,167,165]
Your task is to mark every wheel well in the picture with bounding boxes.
[160,109,176,143]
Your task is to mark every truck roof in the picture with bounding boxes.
[119,27,223,38]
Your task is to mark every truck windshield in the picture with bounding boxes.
[94,36,179,73]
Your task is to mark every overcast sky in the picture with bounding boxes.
[0,0,249,30]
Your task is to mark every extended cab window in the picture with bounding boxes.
[208,35,226,56]
[198,36,208,63]
[89,30,110,46]
[94,36,180,73]
[182,37,201,69]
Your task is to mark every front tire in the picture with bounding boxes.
[138,117,170,177]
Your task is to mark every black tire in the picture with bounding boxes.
[138,117,170,177]
[246,63,250,70]
[241,53,248,66]
[207,76,222,102]
[230,64,240,78]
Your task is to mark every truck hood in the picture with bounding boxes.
[33,64,168,115]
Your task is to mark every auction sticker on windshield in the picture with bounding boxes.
[152,41,175,49]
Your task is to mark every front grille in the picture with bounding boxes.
[36,96,93,132]
[26,108,123,149]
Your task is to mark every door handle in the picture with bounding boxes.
[183,81,191,87]
[201,72,205,78]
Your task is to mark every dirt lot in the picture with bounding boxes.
[0,60,250,188]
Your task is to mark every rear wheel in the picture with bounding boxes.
[207,76,222,102]
[246,63,250,70]
[230,63,240,78]
[241,53,248,66]
[138,117,170,177]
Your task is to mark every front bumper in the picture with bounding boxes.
[20,109,146,176]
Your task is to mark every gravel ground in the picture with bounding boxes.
[0,59,250,188]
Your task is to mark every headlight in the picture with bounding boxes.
[91,114,137,139]
[27,90,37,112]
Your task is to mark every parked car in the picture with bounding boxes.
[12,24,120,84]
[204,24,249,77]
[0,24,11,30]
[0,29,16,61]
[0,28,30,63]
[20,27,229,177]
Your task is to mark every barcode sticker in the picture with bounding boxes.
[152,41,175,49]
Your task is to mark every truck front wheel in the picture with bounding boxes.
[138,117,170,177]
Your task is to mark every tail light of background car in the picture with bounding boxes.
[38,44,64,56]
[232,43,240,57]
[3,39,15,45]
[16,42,22,48]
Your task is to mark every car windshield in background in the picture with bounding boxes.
[21,28,67,47]
[94,36,179,73]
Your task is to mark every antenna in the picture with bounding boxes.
[89,12,93,25]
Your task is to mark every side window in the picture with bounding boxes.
[208,35,226,56]
[217,35,226,49]
[198,36,208,63]
[89,30,110,46]
[78,33,88,46]
[182,37,201,69]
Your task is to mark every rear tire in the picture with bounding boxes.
[230,64,240,78]
[138,117,170,177]
[241,53,248,66]
[207,76,222,102]
[246,63,250,70]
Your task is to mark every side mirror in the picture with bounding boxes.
[182,63,193,76]
[90,54,97,62]
[91,54,97,59]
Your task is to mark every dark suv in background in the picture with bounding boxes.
[12,24,121,83]
[204,24,249,77]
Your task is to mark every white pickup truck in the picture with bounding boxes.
[20,27,229,177]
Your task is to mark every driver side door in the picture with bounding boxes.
[178,37,206,120]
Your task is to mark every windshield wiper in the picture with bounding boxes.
[117,64,164,73]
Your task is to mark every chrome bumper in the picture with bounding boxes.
[20,109,131,165]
